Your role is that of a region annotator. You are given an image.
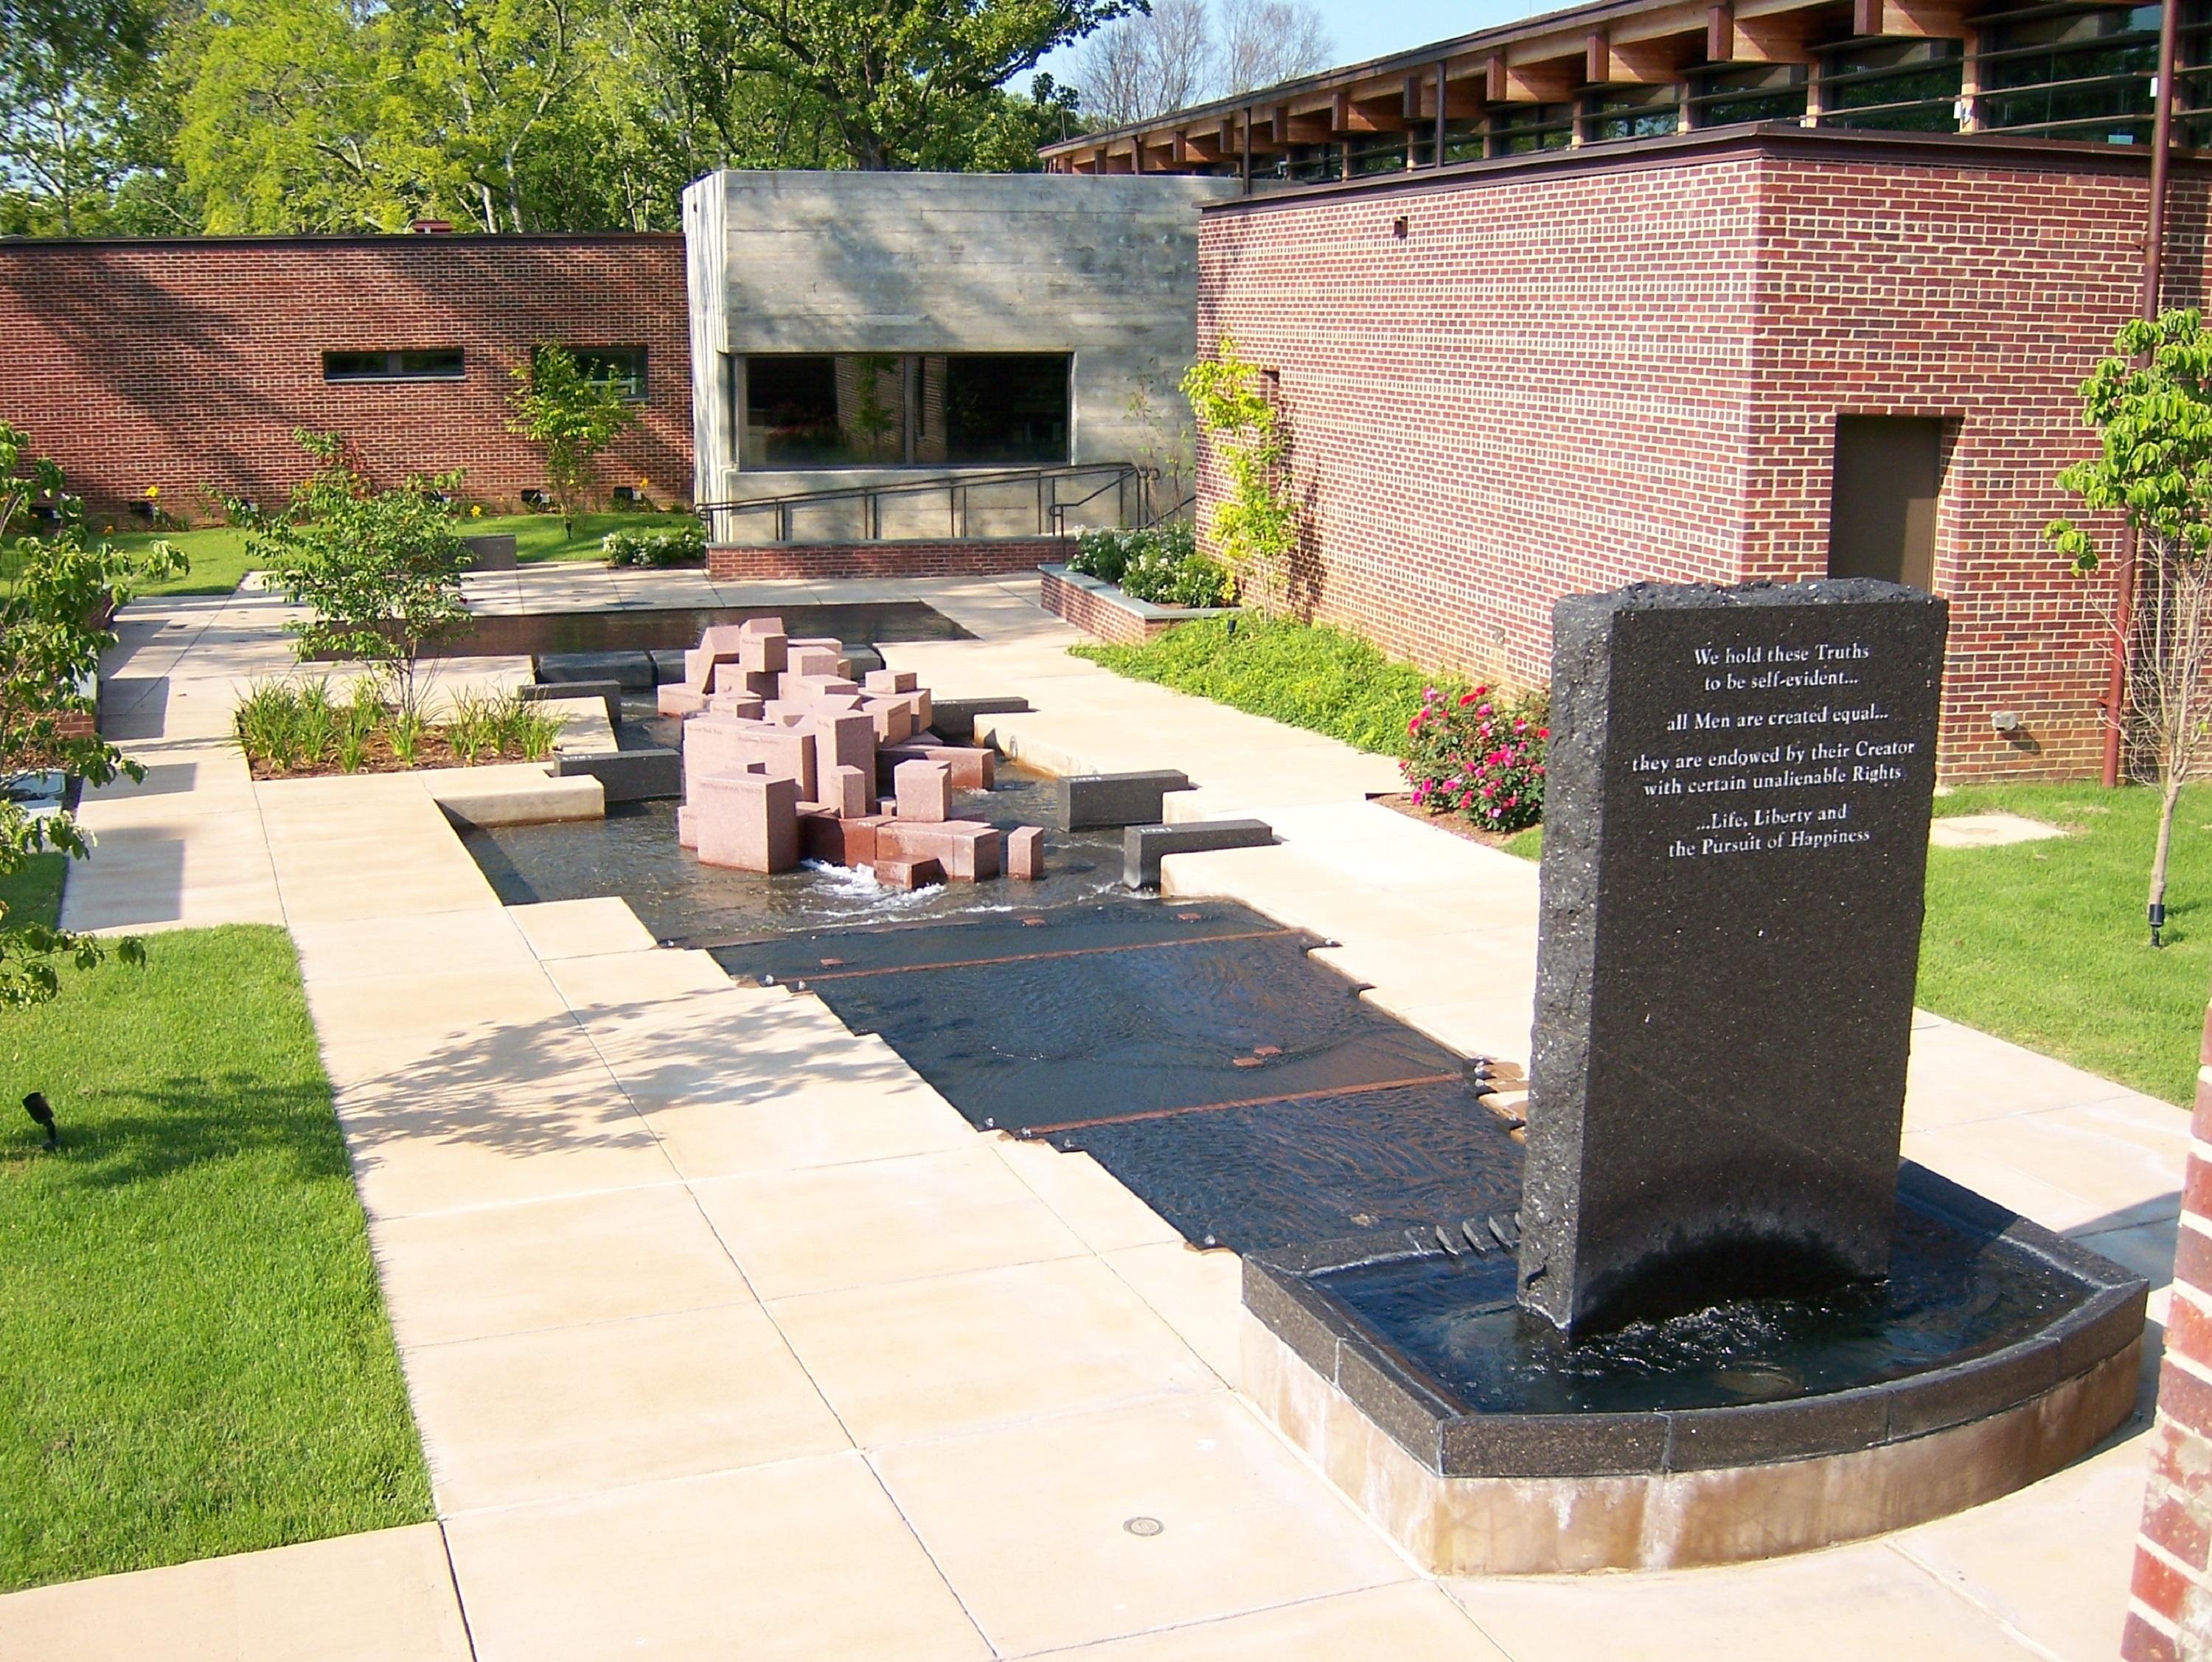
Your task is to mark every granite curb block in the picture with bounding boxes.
[1060,768,1195,830]
[1038,563,1239,645]
[1239,1161,2147,1485]
[1123,818,1274,888]
[554,748,681,803]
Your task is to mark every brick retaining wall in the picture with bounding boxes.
[707,538,1069,581]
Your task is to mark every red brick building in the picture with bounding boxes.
[0,232,691,518]
[1187,127,2197,779]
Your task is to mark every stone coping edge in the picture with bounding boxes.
[1037,563,1241,625]
[1242,1160,2147,1480]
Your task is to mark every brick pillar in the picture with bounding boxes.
[2125,990,2212,1659]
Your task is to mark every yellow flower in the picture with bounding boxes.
[102,524,114,533]
[145,484,160,498]
[469,504,483,517]
[637,476,650,492]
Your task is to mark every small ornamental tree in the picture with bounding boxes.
[2048,308,2212,947]
[1182,336,1296,602]
[507,346,637,536]
[1,423,185,1007]
[251,431,469,718]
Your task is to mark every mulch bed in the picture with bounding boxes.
[1373,791,1530,850]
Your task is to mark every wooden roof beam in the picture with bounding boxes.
[1853,0,1966,36]
[1492,51,1579,104]
[1586,29,1688,86]
[1334,86,1412,133]
[1708,3,1817,63]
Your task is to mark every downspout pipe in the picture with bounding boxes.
[2107,0,2180,787]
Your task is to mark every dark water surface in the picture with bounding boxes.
[1318,1200,2085,1414]
[318,600,971,661]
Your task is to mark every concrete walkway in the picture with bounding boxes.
[3,564,2179,1661]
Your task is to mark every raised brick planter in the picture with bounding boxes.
[708,538,1070,582]
[1039,563,1239,644]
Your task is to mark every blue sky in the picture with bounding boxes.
[1038,1,1548,93]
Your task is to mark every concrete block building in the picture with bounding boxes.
[681,170,1237,579]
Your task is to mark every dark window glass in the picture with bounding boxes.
[1280,142,1340,181]
[1347,133,1409,175]
[1689,62,1809,125]
[1972,1,2212,141]
[1488,103,1576,156]
[322,347,465,382]
[1583,85,1681,142]
[743,354,907,467]
[1819,38,1964,130]
[557,344,648,400]
[942,355,1069,465]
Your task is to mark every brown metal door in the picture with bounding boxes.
[1828,417,1942,590]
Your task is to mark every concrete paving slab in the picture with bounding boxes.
[691,1144,1091,1298]
[507,895,659,959]
[407,1302,846,1513]
[369,1183,754,1348]
[639,1070,976,1178]
[875,1391,1415,1656]
[1046,1582,1509,1661]
[1931,812,2070,849]
[770,1255,1214,1447]
[444,1454,990,1662]
[0,1524,470,1662]
[992,1135,1186,1253]
[1104,1240,1247,1388]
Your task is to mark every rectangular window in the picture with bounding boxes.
[1975,1,2185,142]
[561,344,649,401]
[1688,63,1810,126]
[1583,84,1682,143]
[740,353,1070,470]
[1487,103,1576,156]
[1819,38,1965,131]
[322,347,465,382]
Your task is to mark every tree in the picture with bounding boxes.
[1071,0,1332,126]
[2048,307,2212,948]
[507,346,637,536]
[0,0,170,234]
[691,0,1135,170]
[251,431,470,717]
[0,423,184,1006]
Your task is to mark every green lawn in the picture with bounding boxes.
[93,509,698,597]
[0,925,430,1590]
[0,853,66,930]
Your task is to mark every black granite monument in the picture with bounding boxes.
[1518,578,1948,1332]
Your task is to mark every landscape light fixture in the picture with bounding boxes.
[21,1091,56,1150]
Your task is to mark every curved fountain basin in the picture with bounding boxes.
[1241,1162,2146,1573]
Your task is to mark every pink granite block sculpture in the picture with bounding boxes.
[831,763,871,820]
[864,669,919,695]
[706,691,766,720]
[864,697,913,744]
[739,629,788,675]
[877,819,1001,881]
[658,684,708,717]
[787,644,844,679]
[685,714,815,804]
[1008,826,1044,880]
[695,772,799,872]
[809,712,877,788]
[873,856,944,891]
[880,743,992,791]
[894,759,953,823]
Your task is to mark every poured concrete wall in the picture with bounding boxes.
[681,170,1237,517]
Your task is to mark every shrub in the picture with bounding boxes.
[1402,684,1549,832]
[1071,524,1232,608]
[1074,614,1443,756]
[603,522,706,567]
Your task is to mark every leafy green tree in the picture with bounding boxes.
[507,346,637,535]
[251,431,470,717]
[0,0,170,234]
[1183,335,1295,604]
[0,423,184,1007]
[2048,307,2212,947]
[686,0,1133,170]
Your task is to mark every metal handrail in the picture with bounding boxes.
[698,461,1143,545]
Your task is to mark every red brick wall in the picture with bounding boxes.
[708,538,1068,581]
[2124,986,2212,1661]
[1194,136,2201,779]
[0,234,691,518]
